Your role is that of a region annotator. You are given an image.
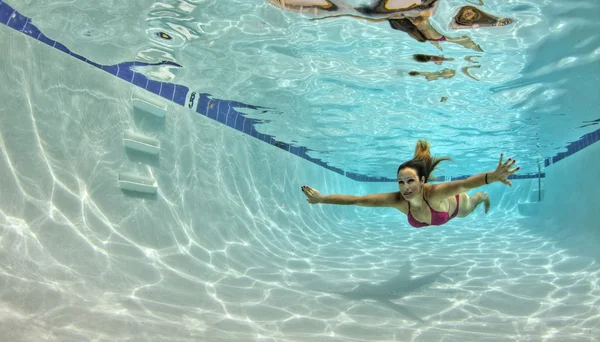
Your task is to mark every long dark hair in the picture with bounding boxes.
[397,140,452,183]
[413,54,432,62]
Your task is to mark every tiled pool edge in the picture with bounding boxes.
[2,1,597,183]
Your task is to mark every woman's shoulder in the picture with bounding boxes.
[391,192,409,213]
[423,183,440,201]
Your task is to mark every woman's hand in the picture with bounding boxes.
[301,185,323,204]
[490,154,520,186]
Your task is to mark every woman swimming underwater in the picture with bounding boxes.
[301,140,520,228]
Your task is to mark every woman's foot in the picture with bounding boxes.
[472,192,490,214]
[482,192,490,213]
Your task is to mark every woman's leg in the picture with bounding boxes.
[446,36,483,52]
[457,192,490,217]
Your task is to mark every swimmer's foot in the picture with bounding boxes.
[482,192,490,213]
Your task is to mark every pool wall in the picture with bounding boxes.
[538,141,600,259]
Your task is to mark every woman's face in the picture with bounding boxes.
[397,167,424,200]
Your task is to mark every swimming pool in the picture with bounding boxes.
[1,0,599,341]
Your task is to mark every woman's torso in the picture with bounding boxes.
[394,186,459,226]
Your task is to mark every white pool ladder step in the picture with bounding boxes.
[529,189,544,202]
[132,88,167,118]
[518,202,541,216]
[118,87,169,196]
[118,172,158,195]
[123,130,160,155]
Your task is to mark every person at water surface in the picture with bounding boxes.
[269,0,513,52]
[413,54,454,65]
[408,68,456,81]
[301,140,520,228]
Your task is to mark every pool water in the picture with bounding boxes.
[1,0,599,341]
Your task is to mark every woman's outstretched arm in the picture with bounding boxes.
[301,186,402,207]
[428,154,520,200]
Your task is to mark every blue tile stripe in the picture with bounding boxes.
[544,127,600,167]
[0,2,188,106]
[450,173,544,181]
[189,93,351,176]
[1,1,596,183]
[0,3,13,25]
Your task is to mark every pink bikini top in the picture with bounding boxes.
[408,194,460,228]
[429,36,447,42]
